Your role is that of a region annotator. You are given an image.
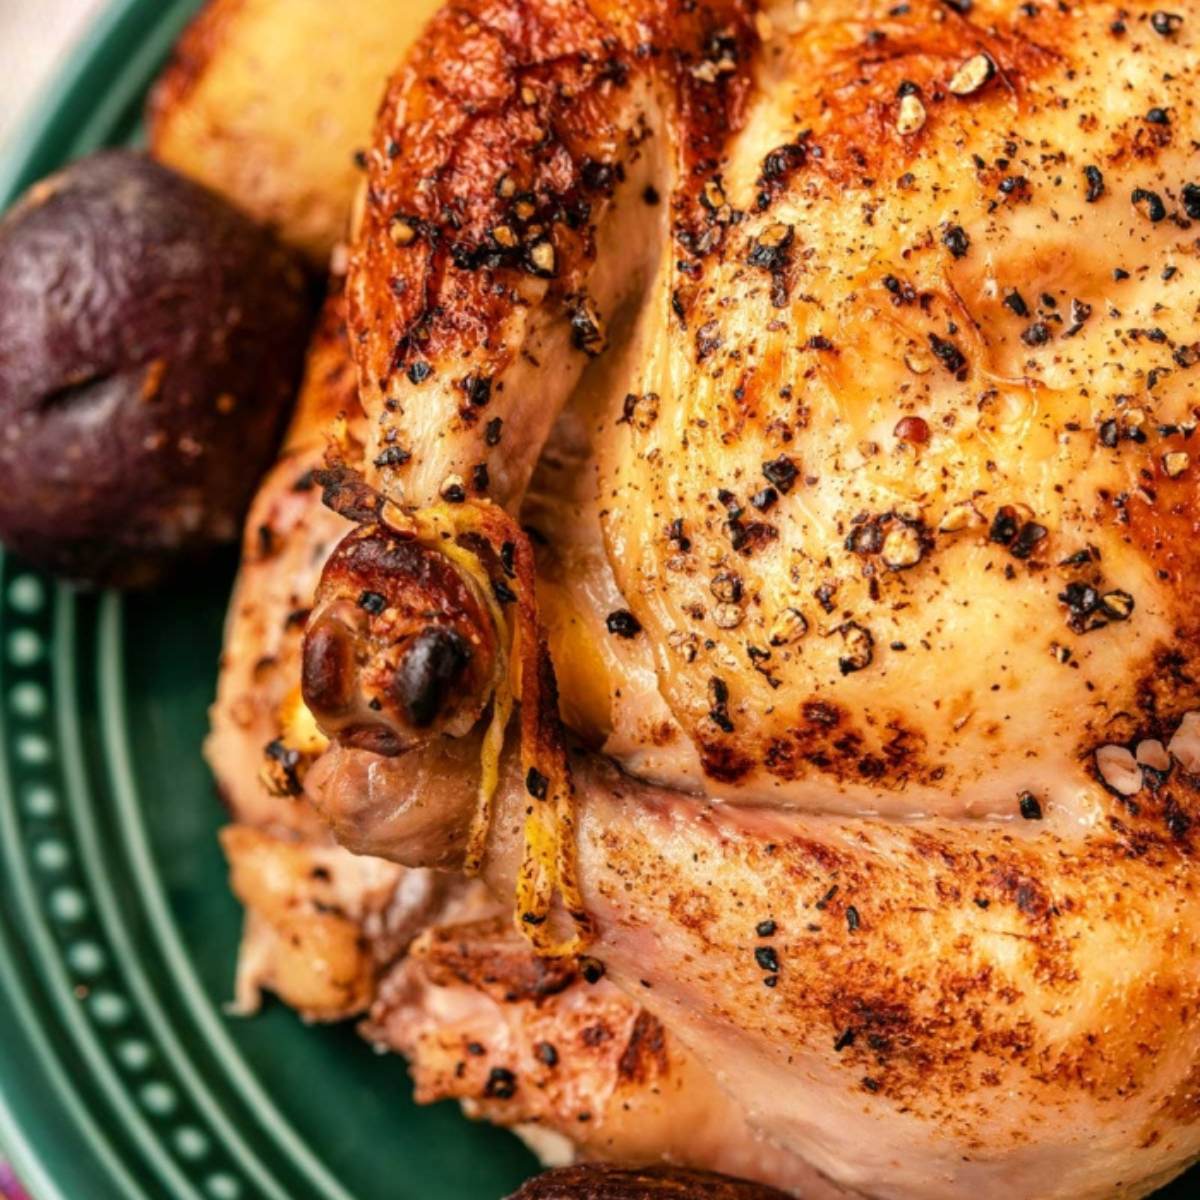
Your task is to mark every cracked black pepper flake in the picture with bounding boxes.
[1182,182,1200,219]
[942,224,970,258]
[1146,107,1170,125]
[834,1028,856,1052]
[373,446,412,469]
[1003,289,1029,317]
[1010,521,1048,560]
[1019,791,1043,820]
[755,945,780,973]
[708,676,734,732]
[580,957,605,984]
[1132,188,1166,223]
[845,905,860,931]
[525,767,549,799]
[485,417,503,446]
[569,301,605,355]
[762,454,800,492]
[492,578,516,605]
[1083,165,1104,202]
[461,374,492,407]
[535,1042,559,1067]
[1152,10,1184,35]
[264,739,302,794]
[606,609,642,638]
[407,360,432,384]
[1059,582,1104,632]
[483,1067,517,1099]
[747,222,794,270]
[358,591,386,615]
[989,506,1020,545]
[756,919,777,937]
[1099,419,1120,448]
[750,486,778,511]
[837,622,874,675]
[928,332,967,377]
[1021,322,1050,347]
[1066,299,1092,335]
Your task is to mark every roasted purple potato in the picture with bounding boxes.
[505,1166,793,1200]
[0,150,312,586]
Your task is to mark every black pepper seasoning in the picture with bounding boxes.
[941,224,970,258]
[1018,791,1044,820]
[1003,289,1030,317]
[483,1067,517,1100]
[755,946,780,973]
[1132,188,1167,223]
[762,455,800,493]
[606,609,642,638]
[358,591,386,615]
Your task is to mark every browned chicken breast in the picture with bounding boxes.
[283,1,1200,1197]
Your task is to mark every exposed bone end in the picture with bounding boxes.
[303,738,500,872]
[301,523,498,755]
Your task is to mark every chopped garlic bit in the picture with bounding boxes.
[1096,744,1142,795]
[1168,712,1200,774]
[1135,739,1171,773]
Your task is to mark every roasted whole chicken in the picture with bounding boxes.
[210,1,1200,1197]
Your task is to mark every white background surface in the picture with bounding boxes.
[0,0,108,156]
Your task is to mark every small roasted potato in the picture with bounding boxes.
[505,1166,794,1199]
[148,0,443,263]
[0,150,312,586]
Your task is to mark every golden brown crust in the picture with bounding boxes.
[348,0,756,506]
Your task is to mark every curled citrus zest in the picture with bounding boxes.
[384,498,592,956]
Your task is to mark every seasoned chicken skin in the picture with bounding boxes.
[207,282,847,1193]
[295,1,1200,1197]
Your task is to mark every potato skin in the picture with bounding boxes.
[506,1166,793,1200]
[147,0,443,263]
[0,150,312,586]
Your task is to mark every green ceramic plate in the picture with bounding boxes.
[0,4,1195,1199]
[0,3,536,1197]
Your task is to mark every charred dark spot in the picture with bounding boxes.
[302,617,357,718]
[391,627,471,727]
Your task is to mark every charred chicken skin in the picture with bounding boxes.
[217,0,1200,1197]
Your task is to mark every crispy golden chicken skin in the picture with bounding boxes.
[296,1,1200,1197]
[207,284,844,1197]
